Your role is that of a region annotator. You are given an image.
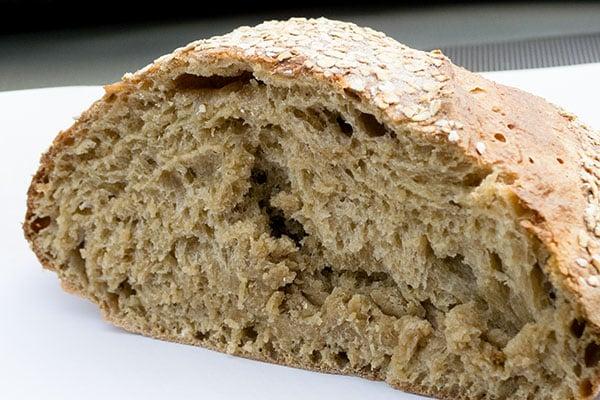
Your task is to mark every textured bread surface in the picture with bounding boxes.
[24,18,600,400]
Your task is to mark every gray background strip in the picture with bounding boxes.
[1,3,600,91]
[439,32,600,72]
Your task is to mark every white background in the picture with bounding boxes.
[1,64,599,399]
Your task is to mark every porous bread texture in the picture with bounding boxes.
[24,18,600,400]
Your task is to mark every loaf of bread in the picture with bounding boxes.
[24,18,600,399]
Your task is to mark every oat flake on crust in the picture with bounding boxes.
[577,119,600,274]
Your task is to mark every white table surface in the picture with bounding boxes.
[2,64,599,400]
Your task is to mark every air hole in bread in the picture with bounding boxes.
[335,351,350,368]
[67,241,88,284]
[585,342,600,367]
[463,171,488,187]
[530,263,555,308]
[250,159,306,246]
[145,157,157,168]
[267,208,306,246]
[310,350,322,363]
[184,167,197,184]
[194,330,210,341]
[118,279,136,298]
[30,216,51,233]
[173,72,253,91]
[250,168,268,184]
[571,319,586,338]
[490,252,504,272]
[359,113,387,137]
[220,326,232,344]
[343,88,361,100]
[241,325,259,344]
[336,115,353,137]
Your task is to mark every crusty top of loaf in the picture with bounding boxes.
[112,18,600,327]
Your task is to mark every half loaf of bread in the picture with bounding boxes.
[24,18,600,400]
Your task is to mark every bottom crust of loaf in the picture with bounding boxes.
[59,278,463,400]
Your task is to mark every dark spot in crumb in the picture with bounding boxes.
[30,216,51,233]
[268,214,286,237]
[359,113,387,137]
[343,88,361,100]
[335,351,350,368]
[241,325,259,343]
[585,342,600,367]
[220,326,232,344]
[321,266,333,278]
[336,115,353,137]
[266,207,306,247]
[118,279,136,298]
[258,198,269,209]
[494,133,506,142]
[173,72,253,90]
[310,350,322,363]
[463,171,487,187]
[194,330,209,341]
[490,253,503,272]
[282,282,294,295]
[184,167,197,183]
[250,168,267,184]
[261,341,276,359]
[557,157,564,164]
[571,319,586,338]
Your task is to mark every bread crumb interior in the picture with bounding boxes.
[27,71,600,399]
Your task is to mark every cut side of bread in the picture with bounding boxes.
[24,18,600,400]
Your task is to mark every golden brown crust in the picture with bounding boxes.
[23,17,600,399]
[445,67,600,332]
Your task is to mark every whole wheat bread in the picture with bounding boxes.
[24,18,600,399]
